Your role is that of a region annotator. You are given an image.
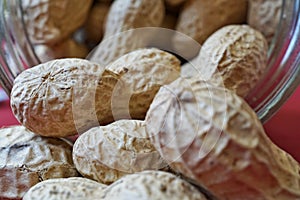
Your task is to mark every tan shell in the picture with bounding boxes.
[89,0,165,66]
[145,78,300,200]
[106,48,180,120]
[0,126,78,200]
[22,0,93,44]
[173,0,247,59]
[34,39,88,63]
[23,177,107,200]
[73,120,167,184]
[148,12,178,50]
[196,25,268,98]
[102,171,208,200]
[84,2,111,44]
[10,58,120,137]
[247,0,282,44]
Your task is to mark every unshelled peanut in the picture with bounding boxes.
[102,171,208,200]
[183,25,268,98]
[106,48,180,119]
[84,2,111,45]
[10,58,120,137]
[22,0,93,44]
[247,0,282,44]
[146,78,300,200]
[73,120,167,184]
[34,39,88,63]
[173,0,247,59]
[89,0,165,66]
[0,126,78,199]
[23,177,107,200]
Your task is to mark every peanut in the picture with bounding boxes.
[106,48,180,120]
[10,58,120,137]
[148,12,178,50]
[34,39,88,63]
[22,0,93,45]
[88,0,165,66]
[145,78,300,200]
[0,126,78,199]
[73,120,167,184]
[247,0,282,44]
[84,2,111,45]
[102,171,208,200]
[173,0,247,59]
[183,25,268,98]
[23,177,107,200]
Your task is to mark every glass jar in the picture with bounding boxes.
[0,0,299,123]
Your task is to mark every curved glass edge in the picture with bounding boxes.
[0,0,39,95]
[253,0,300,123]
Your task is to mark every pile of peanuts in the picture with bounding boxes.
[2,0,300,199]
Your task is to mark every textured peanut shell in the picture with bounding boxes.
[106,48,180,120]
[148,12,178,50]
[247,0,282,44]
[22,0,93,44]
[23,177,107,200]
[173,0,247,59]
[197,25,268,98]
[73,120,167,184]
[34,39,88,63]
[102,171,208,200]
[145,78,300,200]
[0,126,78,200]
[84,2,110,44]
[10,58,120,137]
[89,0,165,66]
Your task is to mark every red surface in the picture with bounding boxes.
[1,87,300,162]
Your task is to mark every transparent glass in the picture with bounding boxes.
[0,0,299,123]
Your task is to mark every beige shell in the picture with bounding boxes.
[173,0,247,59]
[89,0,165,66]
[196,25,268,98]
[84,2,111,44]
[106,48,180,120]
[22,0,93,44]
[247,0,282,44]
[102,171,208,200]
[0,126,78,200]
[73,120,167,184]
[10,58,120,137]
[23,177,107,200]
[148,12,178,50]
[34,39,88,63]
[145,78,300,200]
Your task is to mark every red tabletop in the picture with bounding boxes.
[1,87,299,162]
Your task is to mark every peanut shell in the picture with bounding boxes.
[73,120,167,184]
[34,39,88,63]
[0,126,78,200]
[23,177,107,200]
[89,0,165,66]
[145,78,300,200]
[197,25,268,98]
[106,48,180,120]
[84,2,110,44]
[247,0,282,44]
[22,0,93,44]
[10,58,120,137]
[102,171,208,200]
[173,0,247,59]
